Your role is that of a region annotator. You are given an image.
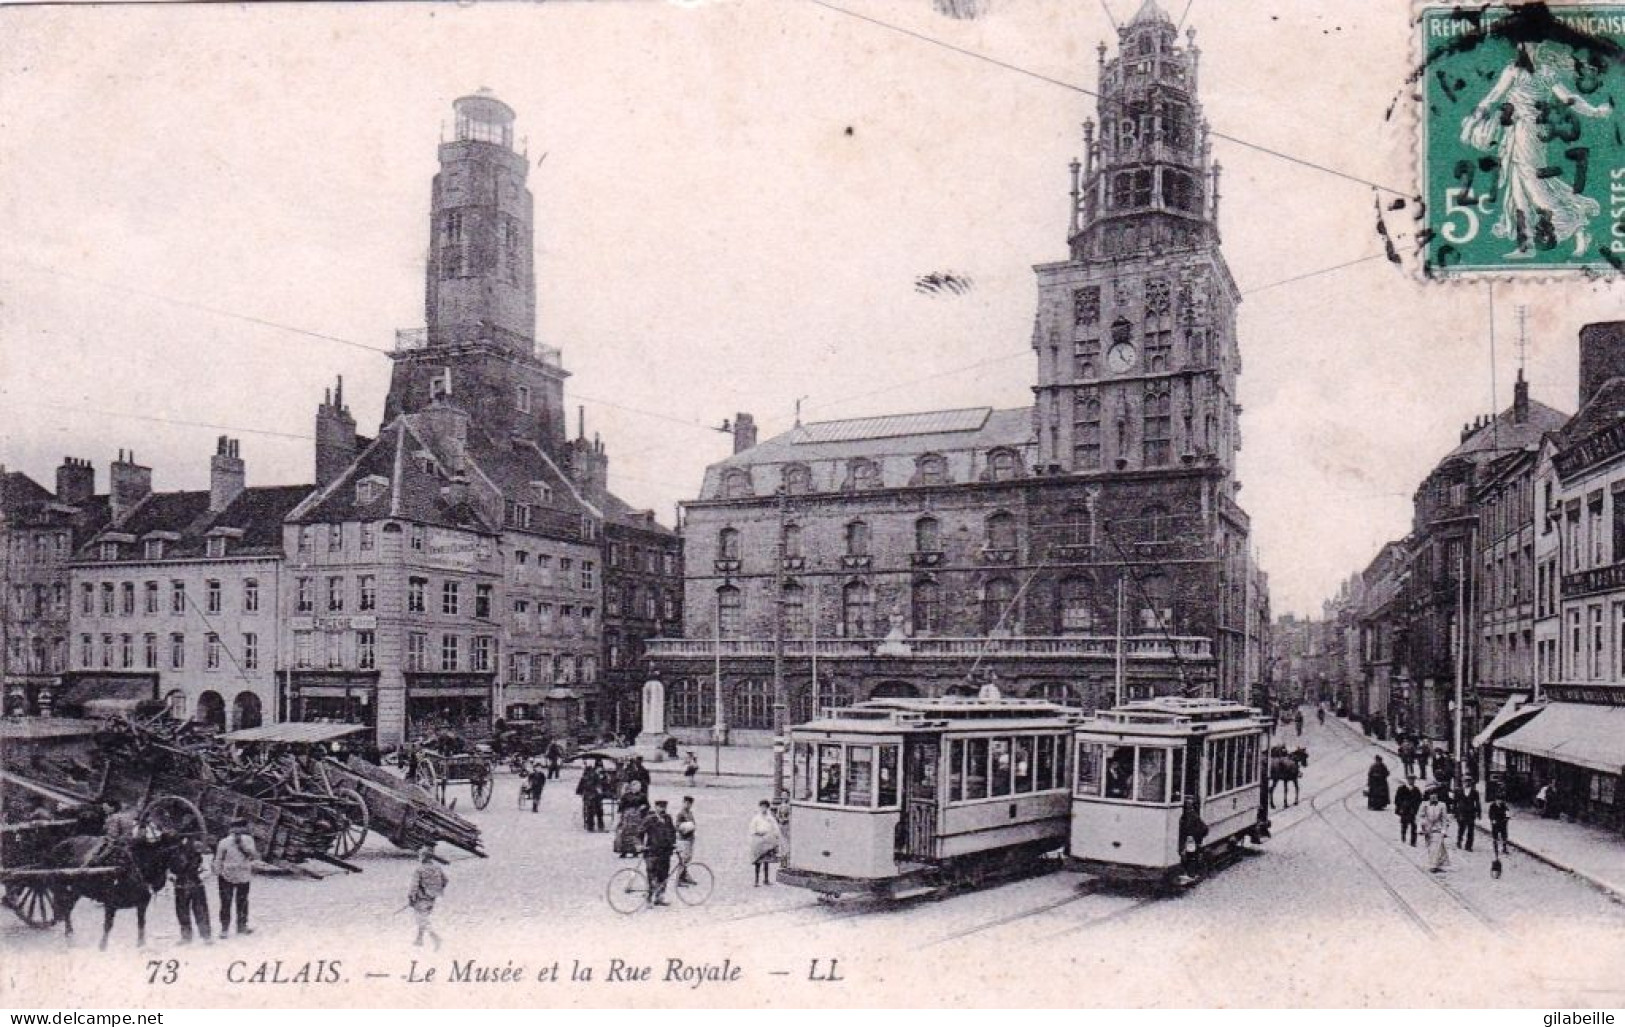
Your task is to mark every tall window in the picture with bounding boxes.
[170,633,186,669]
[718,527,741,561]
[328,576,345,612]
[845,520,870,558]
[1063,506,1093,546]
[842,581,873,637]
[359,575,376,612]
[243,633,258,671]
[328,523,343,552]
[987,449,1020,482]
[409,577,427,614]
[782,464,812,495]
[912,580,941,635]
[81,634,93,668]
[717,587,742,638]
[1138,572,1172,631]
[81,583,94,615]
[472,636,493,672]
[986,511,1018,551]
[474,583,491,619]
[442,581,460,616]
[120,634,133,669]
[407,632,427,672]
[915,516,941,552]
[441,634,461,672]
[1075,392,1102,469]
[357,630,374,670]
[296,577,313,613]
[782,583,806,637]
[101,582,114,615]
[783,524,803,560]
[206,633,222,671]
[120,582,135,616]
[171,581,186,615]
[242,579,259,613]
[732,679,772,729]
[143,633,157,670]
[360,523,375,551]
[1141,505,1171,543]
[1060,576,1096,633]
[1143,386,1172,465]
[983,578,1017,634]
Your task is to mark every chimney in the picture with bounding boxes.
[55,457,95,506]
[210,436,246,511]
[1512,368,1530,425]
[109,449,152,522]
[442,474,469,508]
[1578,321,1625,409]
[733,412,758,454]
[315,376,359,487]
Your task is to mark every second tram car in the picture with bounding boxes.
[779,697,1084,899]
[1067,697,1271,885]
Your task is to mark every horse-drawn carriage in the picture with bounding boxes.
[402,740,494,811]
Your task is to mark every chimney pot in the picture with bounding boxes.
[210,436,246,512]
[732,413,758,455]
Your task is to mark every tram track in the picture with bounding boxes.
[1307,784,1439,939]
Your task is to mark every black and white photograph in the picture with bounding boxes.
[2,0,1624,1010]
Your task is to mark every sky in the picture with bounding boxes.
[1,0,1621,618]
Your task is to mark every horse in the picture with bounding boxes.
[1269,746,1309,808]
[48,832,179,949]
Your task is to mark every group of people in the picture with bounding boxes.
[1367,753,1512,874]
[92,802,261,945]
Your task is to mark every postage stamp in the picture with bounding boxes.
[1418,2,1625,277]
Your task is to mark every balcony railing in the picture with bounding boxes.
[395,323,562,368]
[645,634,1214,661]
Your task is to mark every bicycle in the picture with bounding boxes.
[605,859,714,914]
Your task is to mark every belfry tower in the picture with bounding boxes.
[384,90,569,453]
[1030,0,1241,491]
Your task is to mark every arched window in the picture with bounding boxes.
[1141,504,1171,542]
[1059,576,1096,634]
[783,523,803,560]
[1074,393,1102,469]
[986,511,1017,551]
[782,582,806,637]
[1136,572,1172,631]
[718,527,741,561]
[914,516,940,553]
[982,578,1017,635]
[848,459,882,489]
[987,449,1021,482]
[233,691,263,731]
[717,586,743,638]
[732,680,772,729]
[668,679,715,728]
[721,469,752,499]
[196,690,226,730]
[782,464,812,495]
[842,581,874,637]
[916,453,949,486]
[845,520,870,558]
[912,579,941,636]
[1143,387,1172,465]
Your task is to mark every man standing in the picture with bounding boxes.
[214,818,258,937]
[170,835,211,944]
[546,741,563,780]
[408,845,447,949]
[526,759,548,814]
[1488,793,1511,856]
[674,796,698,886]
[641,799,678,906]
[683,751,699,789]
[1454,783,1482,851]
[1176,797,1207,885]
[1394,776,1422,847]
[576,764,603,832]
[1399,737,1417,779]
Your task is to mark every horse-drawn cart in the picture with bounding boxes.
[410,747,494,811]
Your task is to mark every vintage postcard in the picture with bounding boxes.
[2,0,1624,1011]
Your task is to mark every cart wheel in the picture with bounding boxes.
[143,795,207,842]
[4,882,59,928]
[471,773,493,810]
[331,788,370,859]
[606,867,650,915]
[674,862,714,906]
[414,760,439,795]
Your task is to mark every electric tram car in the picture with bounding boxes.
[1067,697,1271,885]
[779,696,1085,899]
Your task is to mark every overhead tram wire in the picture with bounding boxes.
[805,0,1413,198]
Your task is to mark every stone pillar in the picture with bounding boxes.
[635,678,671,755]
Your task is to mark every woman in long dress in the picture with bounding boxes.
[614,780,648,857]
[749,800,784,886]
[1418,791,1451,873]
[1366,756,1391,811]
[1461,41,1613,257]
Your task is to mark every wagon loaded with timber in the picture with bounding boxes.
[220,723,485,860]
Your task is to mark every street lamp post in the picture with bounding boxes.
[772,487,788,801]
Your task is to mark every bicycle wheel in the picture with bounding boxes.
[606,867,651,914]
[674,862,714,905]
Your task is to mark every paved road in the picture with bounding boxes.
[6,719,1624,1006]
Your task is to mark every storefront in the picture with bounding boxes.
[404,672,494,741]
[285,671,380,729]
[50,673,158,718]
[1495,701,1625,832]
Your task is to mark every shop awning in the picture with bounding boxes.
[1497,702,1625,775]
[54,675,155,709]
[221,722,369,744]
[1473,694,1541,748]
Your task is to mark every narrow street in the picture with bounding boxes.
[6,718,1624,1006]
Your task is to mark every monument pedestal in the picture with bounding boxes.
[636,679,671,759]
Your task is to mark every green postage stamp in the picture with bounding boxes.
[1419,2,1625,277]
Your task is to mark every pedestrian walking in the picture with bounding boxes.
[1394,776,1422,846]
[749,800,783,887]
[1419,791,1450,873]
[408,845,447,950]
[1398,737,1416,779]
[169,835,211,944]
[1454,784,1482,851]
[526,759,548,813]
[641,800,678,905]
[576,765,605,832]
[546,741,563,780]
[683,751,699,788]
[1176,797,1207,885]
[1366,756,1391,811]
[615,780,648,857]
[1488,795,1511,857]
[214,818,258,937]
[1293,708,1304,736]
[674,795,698,885]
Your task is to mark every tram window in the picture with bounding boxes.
[1013,737,1035,794]
[878,744,899,807]
[846,746,875,807]
[909,743,938,801]
[1136,747,1168,803]
[1244,737,1259,786]
[1104,746,1135,800]
[964,738,990,799]
[1056,733,1069,789]
[948,739,965,801]
[793,743,813,801]
[817,744,844,804]
[1169,748,1185,802]
[1076,742,1102,796]
[1036,736,1055,790]
[1227,738,1241,792]
[990,739,1013,797]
